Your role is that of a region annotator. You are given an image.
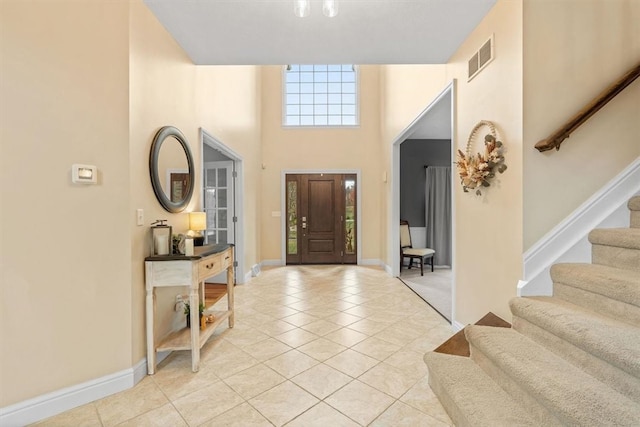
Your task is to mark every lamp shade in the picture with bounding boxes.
[189,212,206,231]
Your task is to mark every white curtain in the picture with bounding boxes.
[425,166,452,266]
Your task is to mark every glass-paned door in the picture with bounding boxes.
[203,161,234,245]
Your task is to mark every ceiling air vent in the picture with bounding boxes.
[468,35,494,81]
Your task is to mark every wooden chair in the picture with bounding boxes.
[400,220,435,276]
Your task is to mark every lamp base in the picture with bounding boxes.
[194,236,205,247]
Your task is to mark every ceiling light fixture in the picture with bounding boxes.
[294,0,338,18]
[322,0,338,17]
[294,0,310,18]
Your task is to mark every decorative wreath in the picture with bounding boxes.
[455,120,507,195]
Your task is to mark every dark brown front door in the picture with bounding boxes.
[286,173,357,265]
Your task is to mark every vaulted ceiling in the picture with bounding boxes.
[144,0,496,65]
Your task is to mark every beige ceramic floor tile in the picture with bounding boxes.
[370,400,450,427]
[291,363,352,399]
[281,312,319,327]
[249,381,319,426]
[223,327,271,348]
[223,363,286,399]
[325,311,362,327]
[116,402,188,427]
[151,362,220,401]
[172,381,244,426]
[351,337,402,361]
[199,402,272,427]
[358,362,420,398]
[205,346,260,379]
[325,380,395,426]
[95,378,168,426]
[274,328,319,347]
[399,376,453,425]
[285,402,360,427]
[44,266,449,427]
[324,348,379,378]
[300,319,342,336]
[259,319,297,337]
[297,337,347,362]
[324,327,369,347]
[384,348,430,379]
[33,403,100,427]
[346,319,389,336]
[242,337,293,362]
[264,349,319,378]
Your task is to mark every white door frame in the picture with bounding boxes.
[281,169,362,265]
[200,128,246,283]
[389,80,457,322]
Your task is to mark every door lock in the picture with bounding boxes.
[302,223,307,229]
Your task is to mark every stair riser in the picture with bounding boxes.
[553,283,640,327]
[632,211,640,228]
[592,245,640,272]
[469,343,564,426]
[426,371,471,427]
[513,316,640,403]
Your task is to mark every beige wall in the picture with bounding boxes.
[129,1,263,362]
[522,0,640,249]
[1,1,131,406]
[448,0,524,324]
[380,0,523,324]
[260,65,383,262]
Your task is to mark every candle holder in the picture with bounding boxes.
[150,220,172,256]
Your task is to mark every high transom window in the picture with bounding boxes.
[284,64,358,127]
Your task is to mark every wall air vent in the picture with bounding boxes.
[468,35,494,81]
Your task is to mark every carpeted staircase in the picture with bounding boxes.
[424,196,640,426]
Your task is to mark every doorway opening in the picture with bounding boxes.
[282,171,360,265]
[390,81,456,323]
[200,129,245,283]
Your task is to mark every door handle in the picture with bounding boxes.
[302,223,307,229]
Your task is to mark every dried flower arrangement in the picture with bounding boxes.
[456,120,507,195]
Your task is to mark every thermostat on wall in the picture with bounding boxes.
[72,164,97,184]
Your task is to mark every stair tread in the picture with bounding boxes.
[551,263,640,307]
[589,228,640,250]
[465,325,640,425]
[424,352,538,426]
[629,196,640,211]
[510,296,640,377]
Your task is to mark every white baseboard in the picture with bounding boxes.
[0,367,135,426]
[359,258,383,266]
[452,320,465,332]
[261,259,283,267]
[520,157,640,296]
[0,355,168,426]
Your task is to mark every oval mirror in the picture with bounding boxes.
[149,126,195,213]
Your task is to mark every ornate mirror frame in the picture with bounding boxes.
[149,126,195,213]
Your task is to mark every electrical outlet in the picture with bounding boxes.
[136,209,144,226]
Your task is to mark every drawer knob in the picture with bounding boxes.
[206,263,215,269]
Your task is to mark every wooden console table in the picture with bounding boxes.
[145,244,234,374]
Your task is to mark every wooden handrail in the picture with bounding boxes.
[535,62,640,152]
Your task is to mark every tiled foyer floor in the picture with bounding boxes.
[36,266,454,426]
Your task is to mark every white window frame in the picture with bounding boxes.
[282,64,360,128]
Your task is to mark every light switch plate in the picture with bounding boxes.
[136,209,144,226]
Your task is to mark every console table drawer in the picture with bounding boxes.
[198,253,222,280]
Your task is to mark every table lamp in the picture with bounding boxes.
[189,212,206,246]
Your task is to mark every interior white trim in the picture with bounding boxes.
[519,157,640,296]
[452,320,465,332]
[0,366,134,426]
[0,355,170,426]
[200,129,246,284]
[280,169,362,265]
[390,80,457,324]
